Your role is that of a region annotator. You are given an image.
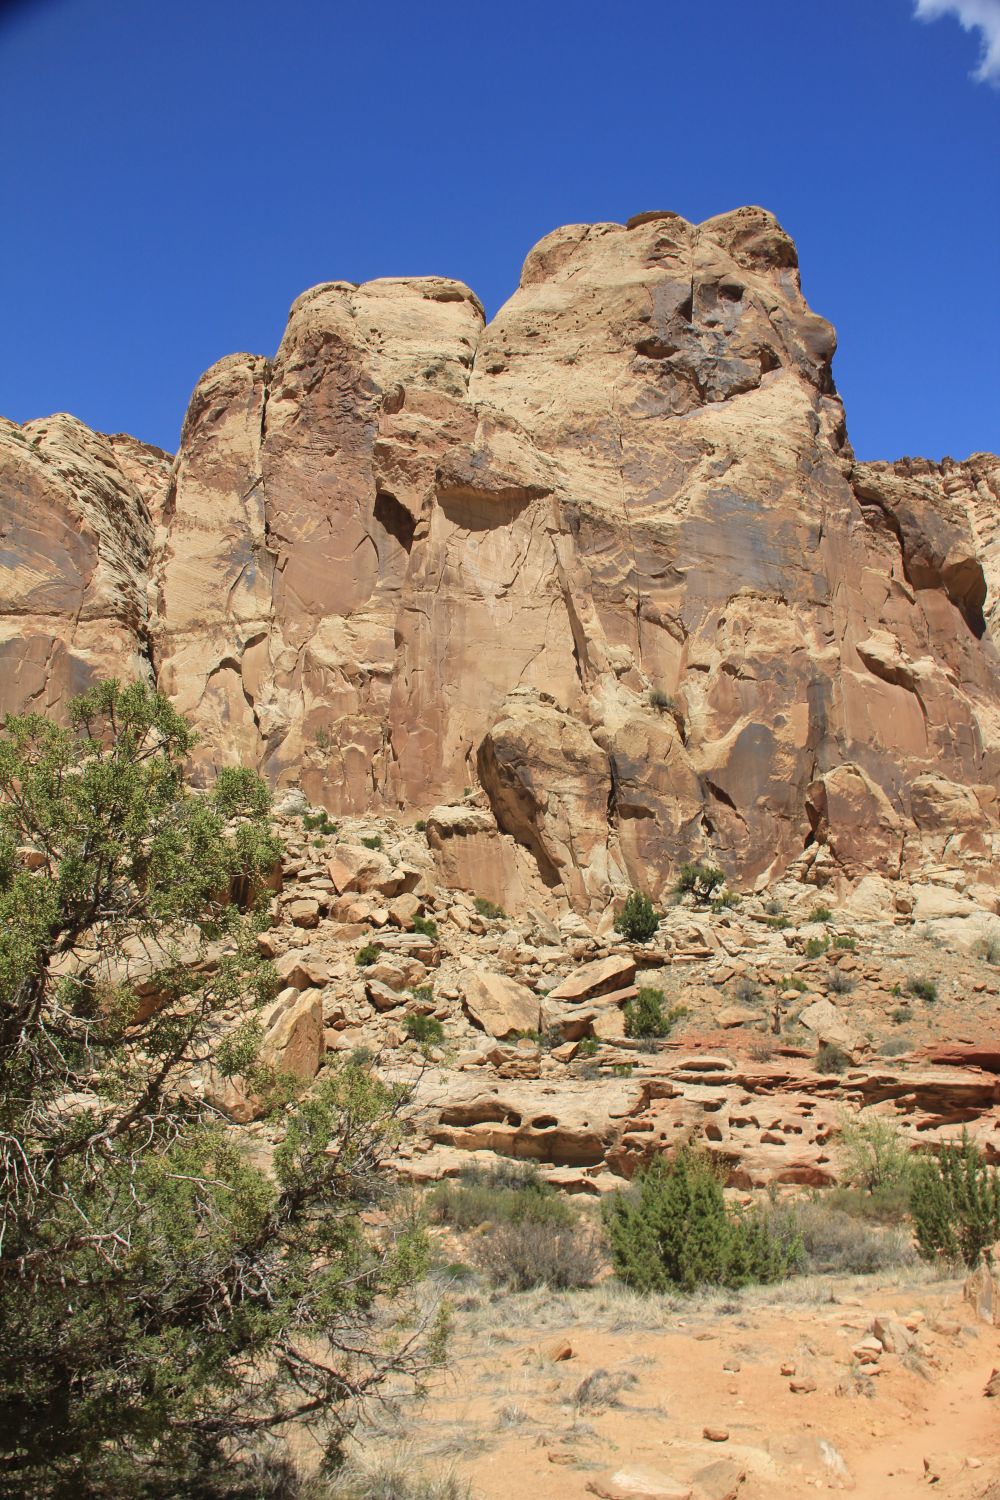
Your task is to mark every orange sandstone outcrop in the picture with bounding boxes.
[2,208,998,910]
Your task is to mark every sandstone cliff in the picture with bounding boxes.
[2,207,998,910]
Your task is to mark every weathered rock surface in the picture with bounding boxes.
[3,209,999,911]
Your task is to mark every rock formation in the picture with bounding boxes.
[2,207,998,911]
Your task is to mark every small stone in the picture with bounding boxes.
[703,1426,729,1442]
[780,1361,796,1376]
[789,1376,817,1393]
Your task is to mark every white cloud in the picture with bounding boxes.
[914,0,1000,84]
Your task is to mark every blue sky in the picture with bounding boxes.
[1,0,997,462]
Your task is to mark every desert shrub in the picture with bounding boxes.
[762,1198,913,1275]
[623,988,686,1040]
[473,1219,601,1291]
[356,942,382,966]
[303,809,337,834]
[840,1116,912,1197]
[675,863,725,905]
[808,905,833,924]
[816,1042,851,1075]
[602,1151,801,1293]
[414,819,427,833]
[572,1368,638,1410]
[891,1005,914,1024]
[425,1164,574,1233]
[733,977,762,1004]
[765,915,790,929]
[782,975,809,993]
[612,1062,634,1077]
[361,834,383,850]
[649,688,675,712]
[827,970,854,995]
[409,984,435,1005]
[764,899,783,917]
[907,976,938,1002]
[833,934,857,951]
[614,890,660,942]
[910,1131,1000,1268]
[404,1014,444,1046]
[473,896,506,920]
[974,932,1000,965]
[412,915,438,940]
[804,936,830,959]
[710,891,741,912]
[880,1035,912,1058]
[578,1036,600,1057]
[326,1456,472,1500]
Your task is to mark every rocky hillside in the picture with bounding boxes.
[2,206,998,914]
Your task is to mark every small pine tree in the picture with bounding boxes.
[602,1150,801,1293]
[614,891,659,943]
[910,1131,1000,1267]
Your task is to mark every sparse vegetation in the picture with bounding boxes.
[762,1197,914,1275]
[827,970,854,995]
[907,976,938,1002]
[808,905,833,924]
[648,688,675,712]
[426,1163,574,1234]
[910,1130,1000,1268]
[974,931,1000,965]
[473,896,506,920]
[839,1116,912,1200]
[833,934,857,951]
[603,1150,802,1292]
[414,818,427,833]
[733,977,762,1004]
[623,987,687,1040]
[614,890,660,943]
[404,1014,445,1046]
[675,862,725,905]
[815,1042,851,1075]
[356,941,382,966]
[710,891,741,912]
[412,915,439,940]
[472,1219,602,1291]
[303,807,337,834]
[891,1004,913,1024]
[327,1455,472,1500]
[804,936,830,959]
[361,834,383,850]
[578,1036,600,1057]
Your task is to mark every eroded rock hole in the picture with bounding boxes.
[373,490,415,553]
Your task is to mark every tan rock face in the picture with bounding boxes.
[0,413,169,716]
[3,209,999,910]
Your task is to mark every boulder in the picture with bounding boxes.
[548,953,637,1003]
[461,969,540,1038]
[259,989,323,1080]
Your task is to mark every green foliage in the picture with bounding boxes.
[577,1036,600,1057]
[612,1062,634,1078]
[473,896,506,920]
[710,891,741,912]
[804,936,830,959]
[648,689,674,712]
[891,1005,914,1024]
[675,863,725,905]
[303,808,337,834]
[761,1197,914,1274]
[412,914,439,940]
[910,1131,1000,1268]
[602,1151,801,1293]
[782,975,809,993]
[426,1163,574,1233]
[614,890,659,943]
[472,1219,601,1291]
[833,934,857,951]
[816,1042,851,1075]
[839,1115,912,1197]
[0,682,438,1496]
[360,834,383,851]
[907,976,938,1002]
[808,905,833,924]
[623,987,686,1040]
[409,984,435,1005]
[404,1014,445,1046]
[356,942,382,966]
[765,914,790,929]
[414,819,427,833]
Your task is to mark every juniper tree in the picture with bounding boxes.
[0,681,439,1500]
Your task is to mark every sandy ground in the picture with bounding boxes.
[344,1270,1000,1499]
